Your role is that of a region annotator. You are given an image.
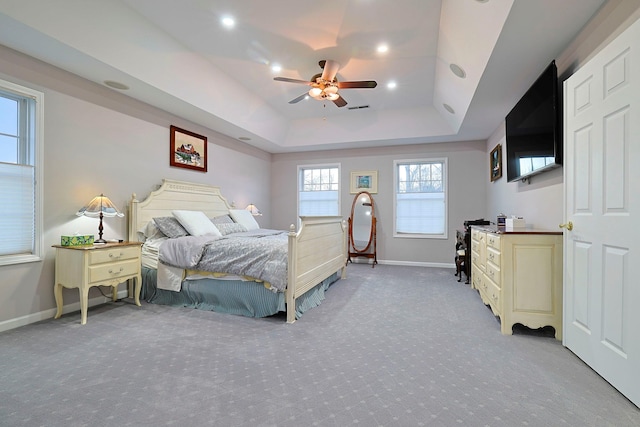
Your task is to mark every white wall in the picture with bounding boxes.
[484,1,640,228]
[271,141,487,266]
[0,45,272,325]
[485,124,563,230]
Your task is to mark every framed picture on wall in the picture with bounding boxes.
[490,143,502,182]
[350,170,378,194]
[170,125,207,172]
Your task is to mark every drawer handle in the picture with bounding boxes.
[108,267,124,274]
[109,252,124,259]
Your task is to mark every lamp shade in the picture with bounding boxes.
[245,203,262,216]
[76,194,123,243]
[76,194,124,218]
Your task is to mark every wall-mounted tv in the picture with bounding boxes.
[505,60,562,182]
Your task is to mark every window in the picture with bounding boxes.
[394,158,447,238]
[0,79,43,265]
[298,165,340,216]
[519,156,555,176]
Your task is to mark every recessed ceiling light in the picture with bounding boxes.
[271,64,282,73]
[443,103,455,114]
[104,80,129,90]
[221,16,235,28]
[377,44,389,54]
[450,63,466,79]
[387,81,397,89]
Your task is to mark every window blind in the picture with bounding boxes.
[0,163,35,256]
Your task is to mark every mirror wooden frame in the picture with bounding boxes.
[347,191,377,267]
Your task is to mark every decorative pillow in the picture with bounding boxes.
[211,214,234,225]
[153,216,189,238]
[229,209,260,231]
[172,210,222,237]
[215,222,247,235]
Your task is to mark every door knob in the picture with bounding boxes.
[559,221,573,231]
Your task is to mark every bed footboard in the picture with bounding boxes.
[286,216,347,323]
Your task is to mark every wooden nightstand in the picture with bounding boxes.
[53,241,142,325]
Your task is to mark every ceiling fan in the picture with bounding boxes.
[274,60,377,108]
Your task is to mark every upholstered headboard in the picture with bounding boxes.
[128,179,233,242]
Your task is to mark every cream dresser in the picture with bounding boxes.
[470,226,563,340]
[53,241,142,325]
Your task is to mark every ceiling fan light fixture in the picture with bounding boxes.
[309,87,323,98]
[326,92,339,101]
[324,85,338,95]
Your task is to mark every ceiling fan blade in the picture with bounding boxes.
[337,80,378,89]
[274,77,311,85]
[321,59,340,82]
[333,95,347,108]
[288,93,308,104]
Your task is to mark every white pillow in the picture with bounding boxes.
[138,220,165,241]
[229,209,260,231]
[172,210,222,237]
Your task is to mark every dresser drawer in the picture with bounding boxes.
[486,261,501,286]
[471,265,483,290]
[471,228,481,241]
[89,259,140,283]
[471,250,480,266]
[487,233,501,250]
[89,246,140,265]
[487,279,501,315]
[486,247,500,267]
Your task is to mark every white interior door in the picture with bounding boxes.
[563,18,640,408]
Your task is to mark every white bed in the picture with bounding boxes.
[128,179,347,323]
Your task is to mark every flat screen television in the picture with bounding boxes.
[505,60,562,182]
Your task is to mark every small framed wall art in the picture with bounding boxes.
[490,143,502,182]
[350,170,378,194]
[170,125,207,172]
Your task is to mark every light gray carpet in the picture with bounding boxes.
[1,264,638,427]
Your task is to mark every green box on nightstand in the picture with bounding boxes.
[60,235,94,246]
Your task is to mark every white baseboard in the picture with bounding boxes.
[0,289,129,333]
[349,258,455,269]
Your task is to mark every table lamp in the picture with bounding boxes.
[245,203,262,216]
[76,194,124,243]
